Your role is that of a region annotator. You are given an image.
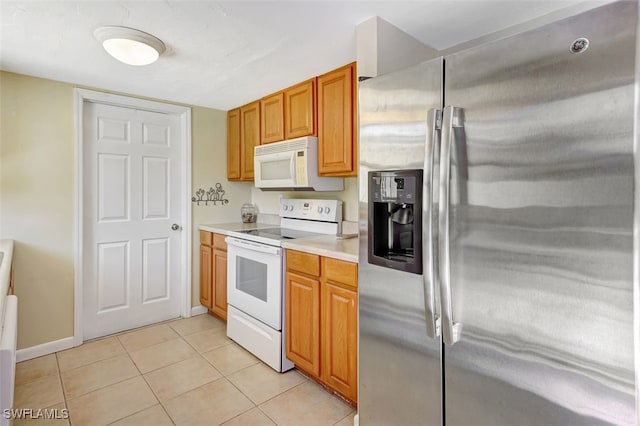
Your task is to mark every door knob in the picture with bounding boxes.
[171,224,180,231]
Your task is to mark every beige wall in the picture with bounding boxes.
[250,177,358,222]
[190,107,253,305]
[0,72,75,349]
[0,71,242,349]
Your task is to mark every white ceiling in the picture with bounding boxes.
[1,1,596,111]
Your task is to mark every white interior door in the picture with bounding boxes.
[83,101,182,340]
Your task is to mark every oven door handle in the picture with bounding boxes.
[225,237,281,256]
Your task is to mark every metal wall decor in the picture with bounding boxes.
[192,183,229,206]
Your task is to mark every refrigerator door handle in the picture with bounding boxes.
[423,108,442,339]
[438,105,463,345]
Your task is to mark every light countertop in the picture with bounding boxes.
[199,222,276,235]
[198,223,359,263]
[0,239,15,329]
[282,235,358,263]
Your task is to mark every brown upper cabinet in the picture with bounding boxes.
[226,108,241,180]
[241,101,260,180]
[284,78,316,139]
[260,78,316,145]
[227,102,260,181]
[228,63,356,179]
[260,92,284,144]
[317,62,357,177]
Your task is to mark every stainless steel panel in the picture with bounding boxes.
[443,2,638,425]
[358,58,443,426]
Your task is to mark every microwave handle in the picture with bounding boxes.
[290,154,296,183]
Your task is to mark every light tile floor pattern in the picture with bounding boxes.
[13,314,356,426]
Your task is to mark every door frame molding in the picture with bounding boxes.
[73,88,192,347]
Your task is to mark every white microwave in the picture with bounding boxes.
[254,136,344,191]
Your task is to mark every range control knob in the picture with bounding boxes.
[317,206,323,213]
[325,207,331,214]
[288,205,294,211]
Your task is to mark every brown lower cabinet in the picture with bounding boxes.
[285,250,357,404]
[199,231,228,320]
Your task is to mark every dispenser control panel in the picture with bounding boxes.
[371,174,417,204]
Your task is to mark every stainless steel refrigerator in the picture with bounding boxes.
[358,2,639,425]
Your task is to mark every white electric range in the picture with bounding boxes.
[225,198,343,372]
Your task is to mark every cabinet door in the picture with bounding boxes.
[285,79,316,139]
[240,101,260,180]
[227,108,241,180]
[286,271,321,377]
[317,62,357,176]
[212,248,227,320]
[261,92,284,144]
[199,244,213,309]
[322,282,358,402]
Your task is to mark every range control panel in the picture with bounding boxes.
[279,198,343,223]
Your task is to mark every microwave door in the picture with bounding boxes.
[255,151,297,188]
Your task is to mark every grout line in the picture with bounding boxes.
[256,379,308,407]
[333,410,357,426]
[64,374,143,403]
[136,329,232,424]
[117,326,183,348]
[103,402,164,426]
[131,371,176,426]
[58,351,127,375]
[256,404,280,425]
[137,355,178,426]
[62,349,146,423]
[165,313,225,338]
[54,352,71,426]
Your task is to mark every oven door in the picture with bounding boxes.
[226,237,282,330]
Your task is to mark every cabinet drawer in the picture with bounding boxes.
[287,250,320,277]
[324,257,357,289]
[200,231,212,246]
[213,233,227,250]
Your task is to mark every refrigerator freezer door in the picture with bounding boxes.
[358,57,443,426]
[442,2,638,425]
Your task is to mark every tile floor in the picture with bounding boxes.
[13,314,356,426]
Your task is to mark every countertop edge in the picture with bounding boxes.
[198,223,359,263]
[198,223,274,235]
[282,237,359,264]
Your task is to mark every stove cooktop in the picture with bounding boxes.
[235,227,323,241]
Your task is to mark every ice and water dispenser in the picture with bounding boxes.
[368,169,423,274]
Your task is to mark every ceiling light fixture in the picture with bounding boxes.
[94,26,166,66]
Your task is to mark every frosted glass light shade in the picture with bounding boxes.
[94,26,165,66]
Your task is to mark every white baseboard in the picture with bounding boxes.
[16,336,75,362]
[191,305,208,316]
[18,308,209,362]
